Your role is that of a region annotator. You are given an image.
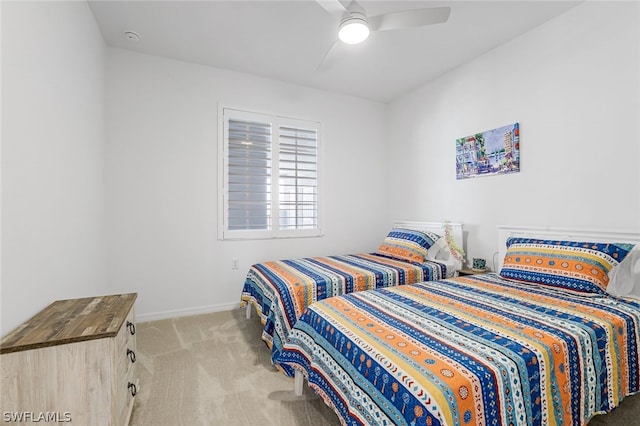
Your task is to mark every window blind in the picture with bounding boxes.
[221,108,320,239]
[227,118,272,231]
[279,126,318,230]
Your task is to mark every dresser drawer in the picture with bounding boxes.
[1,293,138,426]
[113,306,138,425]
[115,308,136,367]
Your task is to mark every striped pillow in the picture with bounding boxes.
[500,237,635,294]
[377,228,441,264]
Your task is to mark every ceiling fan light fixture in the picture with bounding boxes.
[338,15,370,44]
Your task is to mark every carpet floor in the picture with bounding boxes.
[129,308,640,425]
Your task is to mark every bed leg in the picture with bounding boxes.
[245,303,252,320]
[294,370,304,397]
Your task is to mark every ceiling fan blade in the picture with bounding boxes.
[315,0,348,16]
[317,41,343,71]
[369,6,451,32]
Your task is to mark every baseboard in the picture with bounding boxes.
[136,302,240,323]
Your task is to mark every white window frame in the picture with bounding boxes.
[218,106,322,240]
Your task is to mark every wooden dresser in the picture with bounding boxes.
[1,293,138,425]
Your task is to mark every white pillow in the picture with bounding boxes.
[426,237,448,260]
[607,248,640,297]
[426,237,463,272]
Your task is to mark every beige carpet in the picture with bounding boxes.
[130,308,640,426]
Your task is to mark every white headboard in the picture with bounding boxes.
[393,220,464,252]
[497,225,640,271]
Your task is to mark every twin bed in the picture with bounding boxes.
[241,224,640,425]
[241,221,464,372]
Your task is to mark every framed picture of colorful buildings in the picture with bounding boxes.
[456,123,520,179]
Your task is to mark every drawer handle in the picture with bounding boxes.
[126,321,136,335]
[128,382,138,397]
[127,348,136,363]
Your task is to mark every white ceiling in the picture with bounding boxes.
[88,0,581,103]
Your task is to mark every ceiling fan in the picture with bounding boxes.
[316,0,451,70]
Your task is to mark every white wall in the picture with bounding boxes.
[105,48,389,320]
[5,0,637,330]
[387,1,640,269]
[1,1,107,335]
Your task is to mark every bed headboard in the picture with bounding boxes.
[393,220,464,252]
[497,225,640,271]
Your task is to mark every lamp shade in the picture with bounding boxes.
[338,16,370,44]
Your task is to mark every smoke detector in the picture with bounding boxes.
[123,31,141,42]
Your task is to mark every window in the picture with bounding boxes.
[219,108,321,239]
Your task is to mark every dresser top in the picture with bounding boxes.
[1,293,137,354]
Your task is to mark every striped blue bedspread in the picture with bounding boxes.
[241,253,446,371]
[277,273,640,425]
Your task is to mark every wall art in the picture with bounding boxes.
[456,122,520,179]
